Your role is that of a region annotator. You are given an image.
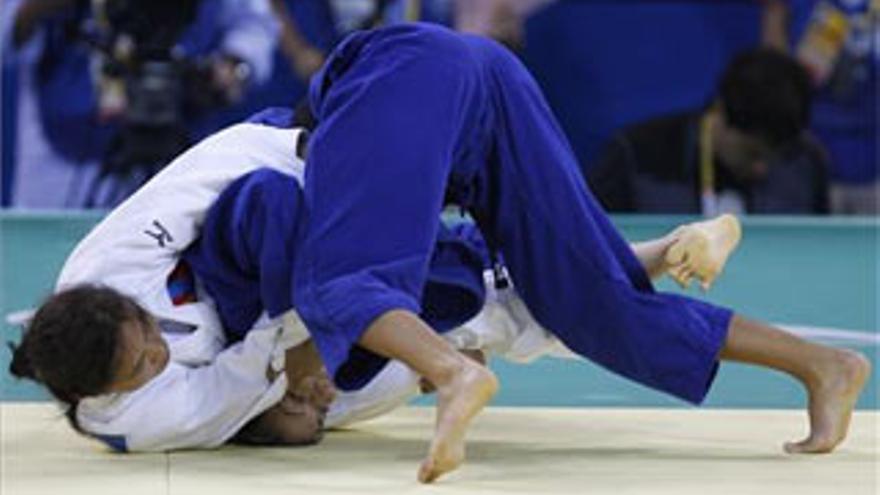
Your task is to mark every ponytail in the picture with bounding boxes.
[8,341,37,380]
[8,339,84,433]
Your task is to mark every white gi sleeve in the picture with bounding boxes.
[57,124,305,306]
[77,321,295,452]
[322,272,582,430]
[324,361,421,429]
[443,271,577,362]
[322,272,580,430]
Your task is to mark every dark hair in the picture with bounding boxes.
[8,286,147,431]
[719,48,812,146]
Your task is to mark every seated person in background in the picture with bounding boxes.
[761,0,878,214]
[588,48,830,215]
[454,0,556,51]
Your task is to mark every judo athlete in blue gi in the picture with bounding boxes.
[10,23,870,484]
[281,23,870,482]
[182,163,744,445]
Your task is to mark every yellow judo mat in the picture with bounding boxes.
[2,403,877,495]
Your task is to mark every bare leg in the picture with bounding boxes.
[360,310,498,483]
[720,315,870,453]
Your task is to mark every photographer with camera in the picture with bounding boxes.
[2,0,279,208]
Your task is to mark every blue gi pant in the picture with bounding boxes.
[184,166,489,383]
[292,23,732,404]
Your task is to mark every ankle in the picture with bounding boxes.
[804,348,867,389]
[427,354,468,388]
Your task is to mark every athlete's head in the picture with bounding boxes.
[9,286,169,429]
[712,48,812,181]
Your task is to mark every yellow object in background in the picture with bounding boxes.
[405,0,422,21]
[797,1,851,85]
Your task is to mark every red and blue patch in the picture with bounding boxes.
[166,260,197,306]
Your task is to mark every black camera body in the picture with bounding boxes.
[85,0,214,205]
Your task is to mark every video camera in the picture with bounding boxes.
[82,0,242,205]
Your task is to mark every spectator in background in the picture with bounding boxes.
[226,1,432,156]
[761,0,877,214]
[454,0,554,50]
[589,48,830,215]
[268,0,422,83]
[271,0,329,81]
[268,0,436,92]
[1,0,278,209]
[327,0,421,33]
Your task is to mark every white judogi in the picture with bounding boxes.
[62,123,311,451]
[58,121,570,451]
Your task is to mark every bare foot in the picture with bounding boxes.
[417,360,498,483]
[665,214,741,290]
[420,349,488,394]
[784,350,871,454]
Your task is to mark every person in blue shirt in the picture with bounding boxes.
[289,23,869,481]
[9,24,871,484]
[2,0,278,208]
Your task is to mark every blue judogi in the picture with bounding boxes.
[189,23,732,405]
[183,158,489,385]
[290,23,731,403]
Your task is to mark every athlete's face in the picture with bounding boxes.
[105,316,170,393]
[715,115,777,182]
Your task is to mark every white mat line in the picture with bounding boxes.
[778,324,879,346]
[5,309,35,327]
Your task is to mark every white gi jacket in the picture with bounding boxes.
[60,123,309,451]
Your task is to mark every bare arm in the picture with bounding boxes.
[270,0,325,79]
[761,0,791,53]
[283,339,336,410]
[12,0,74,47]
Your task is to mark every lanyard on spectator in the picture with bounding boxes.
[699,114,719,217]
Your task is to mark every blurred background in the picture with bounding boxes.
[1,0,876,212]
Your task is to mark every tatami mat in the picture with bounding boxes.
[1,403,877,495]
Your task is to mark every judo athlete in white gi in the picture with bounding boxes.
[10,23,871,484]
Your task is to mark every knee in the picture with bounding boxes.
[408,23,470,54]
[397,24,480,74]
